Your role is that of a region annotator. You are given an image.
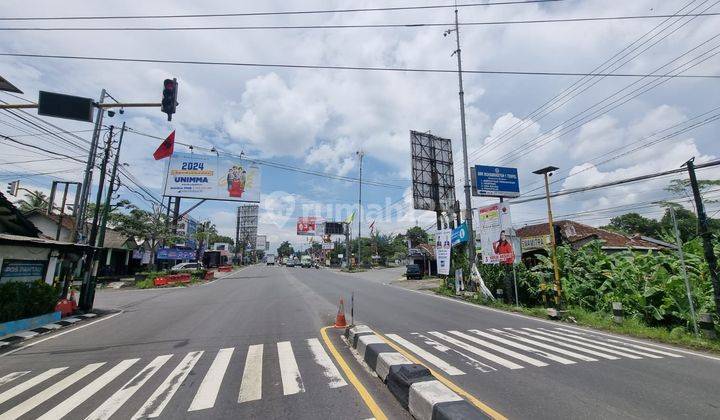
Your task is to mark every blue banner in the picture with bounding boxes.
[473,165,520,198]
[156,248,197,260]
[451,222,470,246]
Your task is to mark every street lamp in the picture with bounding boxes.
[532,165,562,308]
[356,150,364,268]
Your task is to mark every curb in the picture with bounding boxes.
[0,313,98,349]
[345,324,489,420]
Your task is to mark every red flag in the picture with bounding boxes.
[153,130,175,160]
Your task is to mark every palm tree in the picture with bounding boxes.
[16,190,49,212]
[194,220,217,260]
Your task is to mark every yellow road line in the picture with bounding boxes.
[373,328,507,420]
[320,326,388,420]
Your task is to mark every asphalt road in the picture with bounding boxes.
[1,265,719,419]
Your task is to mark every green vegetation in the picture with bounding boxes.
[0,281,58,323]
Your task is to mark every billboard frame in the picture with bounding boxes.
[410,130,456,213]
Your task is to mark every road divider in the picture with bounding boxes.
[344,324,492,420]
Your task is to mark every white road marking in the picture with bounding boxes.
[38,359,139,420]
[508,329,620,360]
[238,344,263,403]
[488,329,598,362]
[0,371,30,387]
[277,341,305,395]
[188,347,234,412]
[428,331,524,370]
[85,354,172,420]
[132,351,204,419]
[0,368,66,405]
[448,330,548,367]
[538,328,664,358]
[525,328,644,359]
[414,332,496,372]
[0,363,104,420]
[554,328,684,358]
[386,334,465,376]
[307,338,347,388]
[468,329,576,365]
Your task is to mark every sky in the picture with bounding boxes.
[1,0,719,252]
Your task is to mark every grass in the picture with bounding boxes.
[435,284,720,354]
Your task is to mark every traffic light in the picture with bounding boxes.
[5,180,19,196]
[161,78,178,121]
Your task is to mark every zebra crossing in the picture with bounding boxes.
[0,337,348,419]
[386,327,684,375]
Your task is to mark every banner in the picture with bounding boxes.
[322,242,335,250]
[156,248,197,260]
[297,217,318,236]
[477,203,514,265]
[435,229,452,275]
[163,152,260,202]
[451,222,469,246]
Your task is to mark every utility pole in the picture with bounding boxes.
[669,206,699,335]
[88,126,114,247]
[357,150,364,268]
[447,9,475,265]
[75,89,107,243]
[685,158,720,317]
[534,166,562,307]
[97,122,126,248]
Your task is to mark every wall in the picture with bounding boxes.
[26,214,72,242]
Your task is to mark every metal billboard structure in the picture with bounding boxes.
[410,130,456,214]
[235,204,259,261]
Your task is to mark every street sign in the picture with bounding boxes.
[38,91,94,122]
[451,222,469,246]
[472,165,520,198]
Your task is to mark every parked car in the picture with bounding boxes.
[405,264,422,280]
[170,262,203,271]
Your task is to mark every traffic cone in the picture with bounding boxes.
[334,298,347,328]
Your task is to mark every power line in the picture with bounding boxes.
[0,133,87,163]
[3,13,719,31]
[2,52,718,79]
[0,0,564,21]
[0,155,84,165]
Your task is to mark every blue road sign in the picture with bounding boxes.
[473,165,520,198]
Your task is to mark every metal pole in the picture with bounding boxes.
[452,9,475,265]
[97,122,125,248]
[512,263,520,308]
[55,182,69,241]
[670,206,699,335]
[76,89,106,243]
[88,126,114,247]
[686,158,720,317]
[543,172,562,307]
[357,151,364,268]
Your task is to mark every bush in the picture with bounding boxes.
[0,280,59,323]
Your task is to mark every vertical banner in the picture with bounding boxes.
[435,229,452,275]
[477,203,514,265]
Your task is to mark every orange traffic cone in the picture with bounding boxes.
[334,298,347,328]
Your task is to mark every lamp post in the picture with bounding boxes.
[533,166,562,307]
[356,150,364,268]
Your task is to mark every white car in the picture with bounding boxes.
[170,262,203,271]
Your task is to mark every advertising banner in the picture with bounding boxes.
[435,229,452,275]
[297,217,319,236]
[163,152,260,202]
[451,222,470,246]
[156,248,197,260]
[322,242,335,250]
[477,203,514,265]
[473,165,520,198]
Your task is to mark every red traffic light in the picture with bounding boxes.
[164,79,175,90]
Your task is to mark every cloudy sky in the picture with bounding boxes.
[1,0,719,251]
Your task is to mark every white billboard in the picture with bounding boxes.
[435,229,451,275]
[163,152,260,202]
[478,203,514,265]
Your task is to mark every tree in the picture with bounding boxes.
[277,241,294,257]
[209,234,234,246]
[405,226,430,247]
[16,190,49,213]
[112,204,178,268]
[601,213,661,237]
[194,221,217,259]
[665,179,720,207]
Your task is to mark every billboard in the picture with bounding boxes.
[410,131,456,212]
[472,165,520,198]
[156,248,196,260]
[256,235,267,250]
[435,229,452,275]
[297,217,321,236]
[163,152,260,202]
[477,203,514,265]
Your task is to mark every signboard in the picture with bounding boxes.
[256,235,267,250]
[435,229,452,275]
[451,222,469,246]
[156,248,197,260]
[163,152,260,202]
[0,259,46,283]
[477,203,514,264]
[410,131,456,212]
[297,217,318,236]
[521,235,551,252]
[322,242,335,250]
[38,91,94,123]
[324,222,345,235]
[472,165,520,198]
